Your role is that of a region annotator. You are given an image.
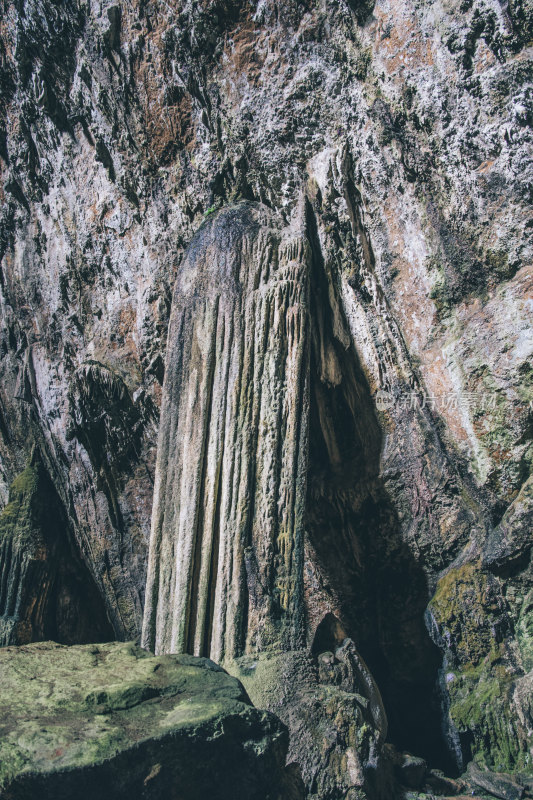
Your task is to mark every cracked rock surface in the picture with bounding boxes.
[0,0,532,797]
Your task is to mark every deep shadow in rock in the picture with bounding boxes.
[0,450,114,646]
[305,202,456,775]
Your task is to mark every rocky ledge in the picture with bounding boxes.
[0,641,300,800]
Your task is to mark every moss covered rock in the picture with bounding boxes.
[226,642,392,800]
[0,641,297,800]
[428,560,533,773]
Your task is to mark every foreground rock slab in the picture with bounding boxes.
[0,641,298,800]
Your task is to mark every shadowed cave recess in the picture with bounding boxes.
[0,450,113,647]
[304,202,454,774]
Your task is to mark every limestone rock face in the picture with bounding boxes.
[0,640,297,800]
[0,0,531,796]
[0,0,530,648]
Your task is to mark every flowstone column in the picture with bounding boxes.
[141,201,310,662]
[142,201,389,800]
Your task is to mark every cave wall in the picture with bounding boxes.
[0,0,532,794]
[0,0,530,638]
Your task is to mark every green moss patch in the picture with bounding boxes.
[429,562,532,773]
[0,641,290,799]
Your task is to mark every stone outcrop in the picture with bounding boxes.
[467,762,526,800]
[427,558,533,775]
[0,640,298,800]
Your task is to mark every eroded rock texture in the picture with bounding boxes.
[143,202,309,659]
[0,640,297,800]
[0,0,532,797]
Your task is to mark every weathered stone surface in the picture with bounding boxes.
[0,0,531,795]
[466,762,525,800]
[394,753,427,790]
[483,476,533,574]
[229,646,393,800]
[0,452,112,646]
[0,640,296,800]
[0,0,531,649]
[138,192,531,793]
[403,795,484,800]
[424,768,465,796]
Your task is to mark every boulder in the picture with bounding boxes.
[466,762,525,800]
[0,641,299,800]
[396,753,427,790]
[424,768,465,796]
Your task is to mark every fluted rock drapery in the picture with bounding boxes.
[140,201,396,798]
[142,202,310,662]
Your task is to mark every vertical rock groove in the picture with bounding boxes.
[141,200,396,796]
[185,296,220,656]
[142,201,310,660]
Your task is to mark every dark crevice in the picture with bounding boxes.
[305,201,456,774]
[311,612,348,655]
[67,361,147,538]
